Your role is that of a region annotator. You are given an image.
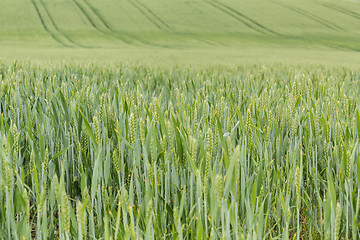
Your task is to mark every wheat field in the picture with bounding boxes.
[0,62,359,239]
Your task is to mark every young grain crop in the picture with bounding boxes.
[0,62,359,239]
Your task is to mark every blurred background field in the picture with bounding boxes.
[1,0,360,66]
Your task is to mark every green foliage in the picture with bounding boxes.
[0,62,359,239]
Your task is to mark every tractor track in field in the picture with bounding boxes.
[273,1,344,32]
[39,0,88,48]
[74,0,166,47]
[204,0,264,34]
[30,0,76,47]
[127,0,163,30]
[83,0,118,31]
[85,0,167,47]
[71,0,118,39]
[127,0,217,47]
[210,0,281,36]
[204,0,280,36]
[318,2,360,21]
[133,0,170,29]
[83,0,140,44]
[73,0,140,45]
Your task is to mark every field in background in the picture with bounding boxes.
[1,0,360,65]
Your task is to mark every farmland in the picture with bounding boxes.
[0,63,359,239]
[1,0,360,239]
[1,0,360,65]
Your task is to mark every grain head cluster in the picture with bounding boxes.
[0,63,359,239]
